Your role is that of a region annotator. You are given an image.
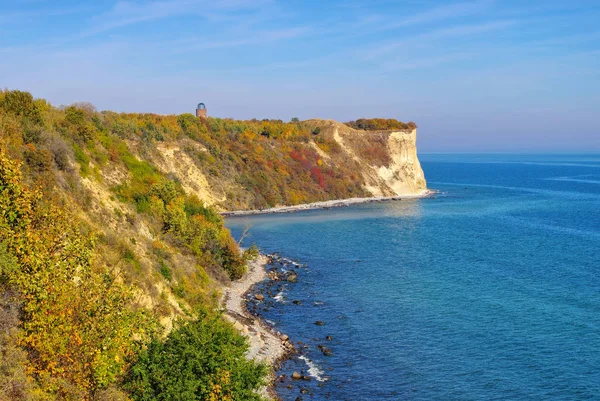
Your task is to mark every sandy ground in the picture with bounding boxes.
[221,255,292,398]
[222,189,435,216]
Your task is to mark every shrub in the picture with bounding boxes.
[159,261,172,281]
[123,310,267,401]
[45,133,73,171]
[0,90,43,124]
[345,118,411,131]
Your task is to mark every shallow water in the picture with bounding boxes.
[226,154,600,401]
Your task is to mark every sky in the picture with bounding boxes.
[1,0,599,152]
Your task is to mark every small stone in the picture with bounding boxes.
[301,388,309,393]
[292,371,302,380]
[255,294,265,301]
[287,273,298,283]
[295,397,303,401]
[315,320,325,326]
[326,335,333,341]
[281,334,289,342]
[293,300,301,305]
[302,375,311,381]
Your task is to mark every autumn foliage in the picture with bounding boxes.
[0,142,151,399]
[0,90,267,400]
[0,89,415,399]
[345,118,417,131]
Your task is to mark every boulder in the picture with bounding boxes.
[292,371,302,380]
[255,294,265,301]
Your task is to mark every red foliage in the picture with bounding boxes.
[310,166,326,189]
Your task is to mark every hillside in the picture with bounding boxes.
[0,90,427,400]
[121,118,427,212]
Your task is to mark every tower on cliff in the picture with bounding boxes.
[196,103,207,118]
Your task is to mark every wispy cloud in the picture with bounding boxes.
[380,53,473,72]
[0,4,89,24]
[375,0,493,31]
[362,19,517,59]
[167,26,312,51]
[87,0,273,34]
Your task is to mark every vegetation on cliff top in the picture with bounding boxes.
[344,118,417,131]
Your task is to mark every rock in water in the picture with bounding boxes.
[255,293,265,301]
[292,371,302,380]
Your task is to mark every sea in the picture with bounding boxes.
[226,154,600,401]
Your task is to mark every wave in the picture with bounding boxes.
[298,355,326,382]
[546,177,600,185]
[274,290,285,303]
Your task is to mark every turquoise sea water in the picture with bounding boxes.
[226,154,600,401]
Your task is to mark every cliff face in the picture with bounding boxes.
[142,119,428,210]
[318,121,427,198]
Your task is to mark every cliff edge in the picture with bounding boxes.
[307,120,427,198]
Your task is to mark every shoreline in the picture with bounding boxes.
[222,189,435,217]
[221,254,294,399]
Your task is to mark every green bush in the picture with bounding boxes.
[159,261,172,281]
[123,310,267,401]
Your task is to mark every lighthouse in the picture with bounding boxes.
[196,103,207,118]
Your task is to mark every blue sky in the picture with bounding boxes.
[1,0,599,152]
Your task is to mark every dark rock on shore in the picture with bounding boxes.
[318,345,333,356]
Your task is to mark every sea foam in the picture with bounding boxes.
[298,355,326,382]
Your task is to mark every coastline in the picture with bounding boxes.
[220,191,435,398]
[221,254,293,399]
[222,189,435,217]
